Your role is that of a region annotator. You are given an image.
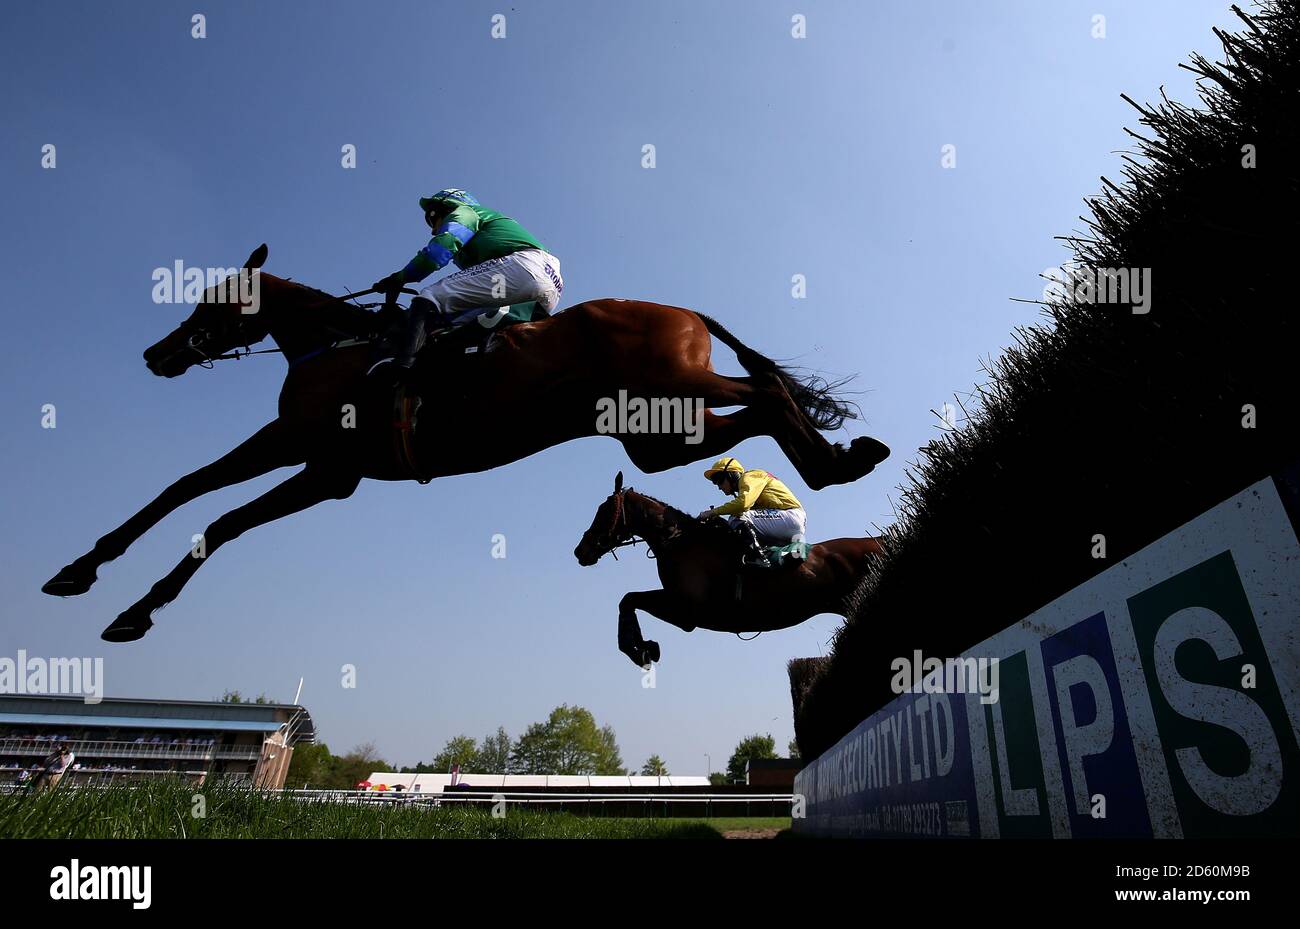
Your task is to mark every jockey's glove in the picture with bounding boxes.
[374,272,407,299]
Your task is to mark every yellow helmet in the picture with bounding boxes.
[703,456,744,479]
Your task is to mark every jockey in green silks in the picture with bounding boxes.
[370,189,564,379]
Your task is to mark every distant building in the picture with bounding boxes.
[0,694,314,789]
[745,758,801,789]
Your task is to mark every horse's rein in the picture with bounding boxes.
[188,285,420,367]
[190,331,370,367]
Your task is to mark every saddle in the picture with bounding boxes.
[383,301,551,484]
[698,516,808,572]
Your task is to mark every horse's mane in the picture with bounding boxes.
[627,489,735,545]
[274,275,378,335]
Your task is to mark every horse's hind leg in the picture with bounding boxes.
[727,371,888,489]
[42,420,302,597]
[100,465,361,642]
[622,370,884,489]
[620,408,767,474]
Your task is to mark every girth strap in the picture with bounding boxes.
[392,387,432,484]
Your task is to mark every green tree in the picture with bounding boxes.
[285,741,334,788]
[431,735,479,772]
[788,738,801,760]
[726,733,777,783]
[510,719,556,774]
[220,690,272,704]
[593,723,625,776]
[640,754,669,776]
[477,727,511,773]
[508,705,626,775]
[332,741,389,789]
[398,761,441,774]
[708,772,729,787]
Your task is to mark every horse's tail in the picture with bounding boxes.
[696,313,857,430]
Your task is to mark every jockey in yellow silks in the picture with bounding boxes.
[699,457,807,568]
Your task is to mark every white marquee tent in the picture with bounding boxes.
[363,772,710,792]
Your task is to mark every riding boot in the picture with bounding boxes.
[368,297,437,385]
[732,520,773,569]
[394,297,436,369]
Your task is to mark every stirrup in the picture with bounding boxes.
[742,549,773,570]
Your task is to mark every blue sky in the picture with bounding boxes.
[1,0,1238,774]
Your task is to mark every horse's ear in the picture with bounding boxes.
[614,471,624,493]
[244,243,269,270]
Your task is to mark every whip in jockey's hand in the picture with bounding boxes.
[367,188,565,383]
[700,456,808,569]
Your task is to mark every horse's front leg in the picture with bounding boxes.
[100,465,361,642]
[617,589,696,668]
[43,420,302,597]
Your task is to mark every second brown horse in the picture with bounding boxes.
[574,473,885,666]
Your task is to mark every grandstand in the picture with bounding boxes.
[0,694,314,789]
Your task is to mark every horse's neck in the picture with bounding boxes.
[259,275,371,362]
[626,495,675,549]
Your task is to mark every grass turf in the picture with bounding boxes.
[0,782,790,839]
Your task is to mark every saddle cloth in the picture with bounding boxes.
[760,540,811,568]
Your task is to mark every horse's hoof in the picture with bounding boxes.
[41,563,98,597]
[629,641,660,667]
[101,609,154,643]
[626,644,657,668]
[846,436,890,476]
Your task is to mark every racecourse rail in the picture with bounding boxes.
[292,788,794,810]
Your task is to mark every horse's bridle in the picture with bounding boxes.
[172,287,390,369]
[182,323,226,368]
[170,312,269,369]
[588,489,643,560]
[586,488,692,561]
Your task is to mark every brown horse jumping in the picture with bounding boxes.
[41,245,888,642]
[574,473,885,666]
